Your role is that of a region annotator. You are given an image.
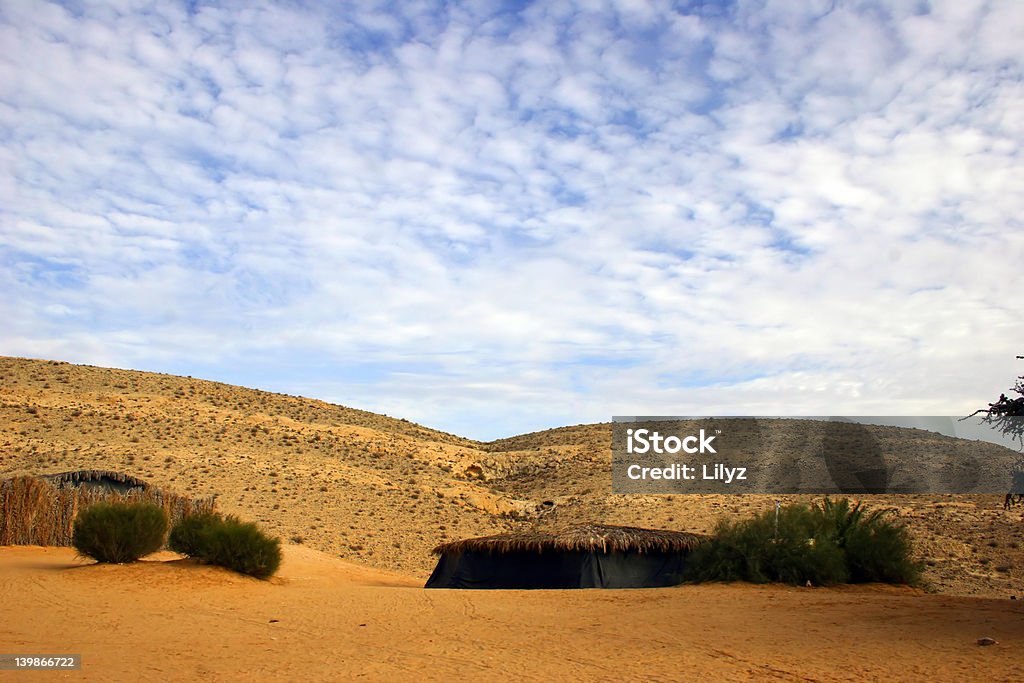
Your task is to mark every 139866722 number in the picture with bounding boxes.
[0,654,81,670]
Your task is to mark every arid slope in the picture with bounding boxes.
[1,356,1022,596]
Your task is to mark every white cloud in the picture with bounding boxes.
[1,0,1022,439]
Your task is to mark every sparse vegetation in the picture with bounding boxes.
[685,498,921,587]
[2,356,1022,594]
[72,501,168,563]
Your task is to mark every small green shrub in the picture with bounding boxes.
[685,498,921,586]
[168,512,281,579]
[72,502,168,563]
[686,502,849,585]
[813,497,921,584]
[168,511,224,557]
[199,516,282,579]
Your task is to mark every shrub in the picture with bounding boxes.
[168,512,282,579]
[686,502,848,585]
[168,511,224,557]
[198,516,282,579]
[685,498,920,587]
[72,502,167,563]
[820,498,921,584]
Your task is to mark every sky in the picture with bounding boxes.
[2,0,1022,440]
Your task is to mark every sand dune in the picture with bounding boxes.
[2,544,1022,681]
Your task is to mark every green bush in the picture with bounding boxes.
[685,498,921,586]
[168,511,224,557]
[686,502,849,585]
[821,498,921,584]
[72,502,168,564]
[168,512,281,579]
[198,516,282,579]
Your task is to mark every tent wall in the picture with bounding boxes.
[424,549,688,589]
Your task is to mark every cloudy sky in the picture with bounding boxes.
[2,0,1022,440]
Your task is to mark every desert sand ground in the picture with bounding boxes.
[2,544,1022,682]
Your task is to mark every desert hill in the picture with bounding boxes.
[1,356,1022,596]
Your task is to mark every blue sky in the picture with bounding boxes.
[2,0,1022,440]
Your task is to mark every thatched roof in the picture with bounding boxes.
[41,470,150,492]
[433,523,705,555]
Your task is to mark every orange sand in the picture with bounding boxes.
[2,545,1022,681]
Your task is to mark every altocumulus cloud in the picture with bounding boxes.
[1,0,1021,439]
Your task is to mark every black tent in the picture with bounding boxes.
[425,523,703,589]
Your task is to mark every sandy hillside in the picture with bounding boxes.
[1,356,1023,597]
[1,544,1022,682]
